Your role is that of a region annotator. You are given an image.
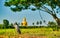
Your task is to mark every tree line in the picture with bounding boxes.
[0,19,58,29]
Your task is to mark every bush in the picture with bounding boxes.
[0,24,3,29]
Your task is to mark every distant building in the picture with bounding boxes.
[21,17,27,26]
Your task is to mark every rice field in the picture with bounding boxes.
[0,28,60,38]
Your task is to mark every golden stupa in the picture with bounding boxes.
[21,17,27,26]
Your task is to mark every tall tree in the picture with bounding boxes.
[40,21,42,25]
[4,0,60,26]
[32,22,34,26]
[3,19,9,28]
[36,21,39,25]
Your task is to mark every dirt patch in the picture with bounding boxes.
[0,35,8,38]
[0,34,47,38]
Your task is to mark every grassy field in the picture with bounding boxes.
[0,28,60,38]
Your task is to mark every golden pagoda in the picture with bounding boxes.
[21,17,27,26]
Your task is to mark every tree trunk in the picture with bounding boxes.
[51,14,60,26]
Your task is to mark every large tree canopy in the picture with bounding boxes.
[4,0,60,11]
[4,0,60,26]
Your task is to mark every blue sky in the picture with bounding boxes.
[0,0,58,26]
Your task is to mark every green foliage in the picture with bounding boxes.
[48,21,59,31]
[0,24,3,29]
[10,23,13,27]
[32,22,34,25]
[4,0,60,12]
[3,19,9,28]
[36,21,39,25]
[48,21,57,27]
[40,21,42,25]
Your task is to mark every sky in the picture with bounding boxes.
[0,0,59,26]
